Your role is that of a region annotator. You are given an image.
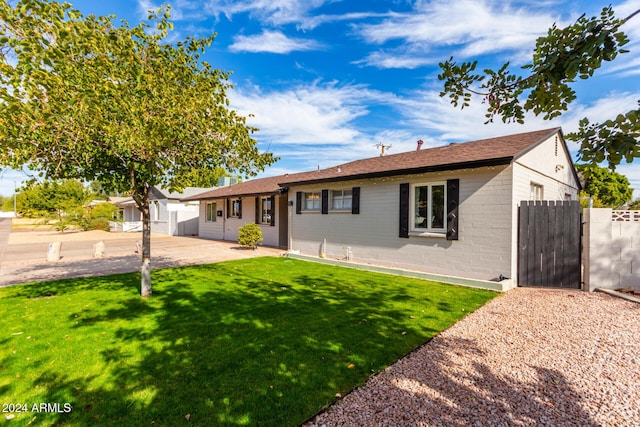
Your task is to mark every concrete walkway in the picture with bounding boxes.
[0,220,284,287]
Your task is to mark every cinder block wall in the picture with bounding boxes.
[583,208,640,291]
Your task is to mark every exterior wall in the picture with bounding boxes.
[198,196,284,247]
[199,199,225,240]
[123,205,141,222]
[150,199,169,234]
[511,133,581,285]
[583,208,640,291]
[512,133,579,202]
[150,200,199,236]
[288,166,516,282]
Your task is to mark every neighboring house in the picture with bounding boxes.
[149,187,209,236]
[185,128,580,288]
[109,196,142,232]
[108,187,209,235]
[181,176,289,247]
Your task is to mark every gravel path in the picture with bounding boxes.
[306,288,640,427]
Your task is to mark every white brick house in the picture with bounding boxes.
[181,175,290,248]
[279,128,580,289]
[185,128,580,289]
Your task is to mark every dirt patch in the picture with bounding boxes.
[11,217,58,231]
[8,229,145,245]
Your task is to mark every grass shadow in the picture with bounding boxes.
[0,257,496,426]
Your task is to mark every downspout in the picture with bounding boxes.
[288,200,293,251]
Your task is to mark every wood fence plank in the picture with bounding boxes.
[518,201,529,285]
[518,200,581,288]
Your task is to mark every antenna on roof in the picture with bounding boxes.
[374,142,392,156]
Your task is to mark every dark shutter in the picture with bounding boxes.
[352,187,360,215]
[238,198,242,219]
[321,189,329,214]
[255,196,260,223]
[270,195,276,226]
[296,192,302,214]
[226,198,230,218]
[399,183,409,238]
[446,179,459,241]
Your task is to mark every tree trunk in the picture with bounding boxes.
[140,201,152,297]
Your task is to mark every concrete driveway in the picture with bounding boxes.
[0,218,284,287]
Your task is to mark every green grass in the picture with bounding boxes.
[0,257,498,426]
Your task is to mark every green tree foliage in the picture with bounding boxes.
[438,6,640,168]
[16,179,91,219]
[0,196,14,212]
[181,166,229,188]
[90,202,120,221]
[0,1,276,296]
[238,222,263,249]
[576,164,633,208]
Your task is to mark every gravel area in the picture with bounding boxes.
[306,288,640,427]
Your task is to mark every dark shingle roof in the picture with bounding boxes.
[180,175,285,201]
[182,128,569,199]
[278,128,562,186]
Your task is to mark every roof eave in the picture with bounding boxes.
[279,157,514,187]
[180,190,282,202]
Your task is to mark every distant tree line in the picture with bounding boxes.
[3,179,120,232]
[577,164,637,208]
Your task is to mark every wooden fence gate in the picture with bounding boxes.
[518,200,581,288]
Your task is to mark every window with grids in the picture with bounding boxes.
[205,202,216,222]
[530,183,544,200]
[303,192,321,211]
[331,189,352,210]
[412,183,445,231]
[230,199,241,217]
[261,197,272,223]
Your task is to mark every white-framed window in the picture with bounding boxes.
[261,197,272,224]
[530,183,544,201]
[205,202,216,222]
[411,182,446,232]
[230,199,241,217]
[303,192,321,211]
[331,189,352,210]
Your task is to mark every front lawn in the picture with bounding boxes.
[0,257,497,426]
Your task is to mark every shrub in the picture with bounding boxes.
[238,222,263,249]
[90,218,111,232]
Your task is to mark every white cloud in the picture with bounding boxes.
[296,12,393,31]
[229,30,322,53]
[392,89,552,143]
[229,81,376,145]
[354,0,561,68]
[140,0,386,31]
[231,80,640,183]
[202,0,329,26]
[393,88,639,162]
[355,50,436,69]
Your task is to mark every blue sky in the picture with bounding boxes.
[1,0,639,198]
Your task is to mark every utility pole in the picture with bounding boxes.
[13,181,17,217]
